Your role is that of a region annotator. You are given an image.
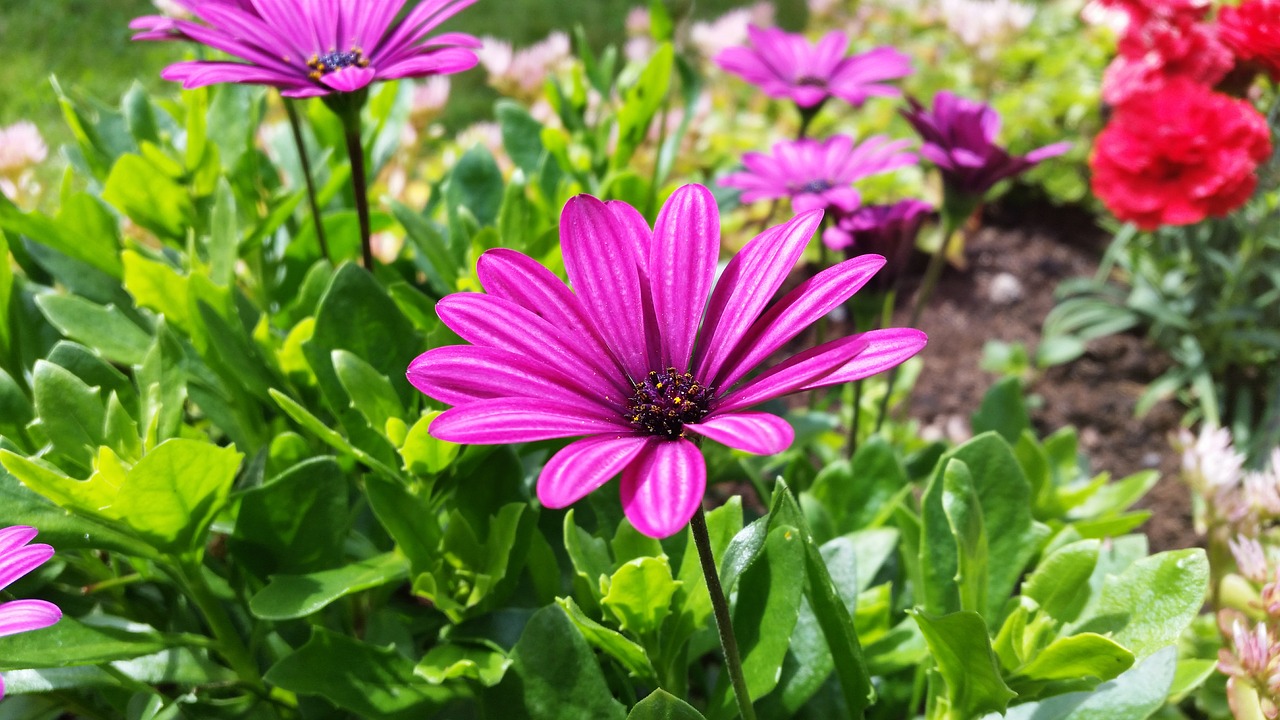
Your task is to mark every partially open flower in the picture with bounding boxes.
[408,185,926,537]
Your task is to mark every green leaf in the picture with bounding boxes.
[613,43,673,168]
[0,469,150,557]
[399,411,460,475]
[101,153,193,240]
[808,437,909,533]
[207,178,238,285]
[731,525,806,702]
[991,646,1176,720]
[230,457,347,576]
[1011,632,1134,684]
[628,689,706,720]
[803,526,875,716]
[564,510,614,605]
[910,609,1016,717]
[31,359,105,471]
[1,648,234,695]
[393,200,459,295]
[1071,549,1208,658]
[365,475,439,574]
[250,552,408,620]
[971,377,1030,445]
[497,101,546,177]
[557,597,654,680]
[0,617,171,670]
[1021,539,1099,623]
[920,433,1044,621]
[0,192,122,277]
[122,251,192,333]
[35,294,150,366]
[415,642,511,687]
[942,459,988,616]
[448,145,504,227]
[602,556,680,636]
[333,348,405,431]
[499,605,627,720]
[265,627,450,718]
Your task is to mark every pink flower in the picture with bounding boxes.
[830,199,933,284]
[720,134,917,221]
[1231,535,1271,584]
[0,122,48,179]
[714,26,912,109]
[1090,79,1271,230]
[407,185,927,537]
[1219,0,1280,82]
[0,526,61,701]
[131,0,480,98]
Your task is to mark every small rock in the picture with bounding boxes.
[988,272,1024,305]
[1142,452,1162,468]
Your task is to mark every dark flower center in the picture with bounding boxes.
[798,179,835,194]
[796,76,827,87]
[307,48,370,80]
[626,368,714,439]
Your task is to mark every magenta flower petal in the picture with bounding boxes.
[476,248,624,378]
[133,0,479,97]
[0,543,55,592]
[696,210,821,384]
[0,526,38,557]
[798,328,929,389]
[685,412,795,455]
[407,346,617,416]
[715,334,870,413]
[435,293,629,398]
[431,399,630,444]
[715,254,887,389]
[537,435,648,509]
[560,195,652,379]
[0,599,61,639]
[319,65,376,92]
[620,439,707,538]
[650,185,720,371]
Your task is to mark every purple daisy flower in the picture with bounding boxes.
[721,133,916,216]
[0,526,61,701]
[901,91,1071,199]
[407,184,927,538]
[714,26,912,110]
[831,199,933,283]
[133,0,481,98]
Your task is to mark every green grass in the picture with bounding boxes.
[0,0,778,149]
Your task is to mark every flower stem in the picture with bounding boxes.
[338,109,374,269]
[177,560,264,695]
[283,99,331,263]
[690,508,756,720]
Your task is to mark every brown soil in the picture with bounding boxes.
[897,202,1198,554]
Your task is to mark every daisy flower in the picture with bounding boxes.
[131,0,480,98]
[407,184,926,537]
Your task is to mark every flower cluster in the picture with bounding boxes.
[1176,425,1280,533]
[1089,0,1273,229]
[476,31,572,101]
[0,121,47,205]
[409,185,926,538]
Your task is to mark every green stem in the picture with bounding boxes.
[847,378,862,458]
[283,99,331,263]
[177,560,264,695]
[690,508,756,720]
[337,108,374,269]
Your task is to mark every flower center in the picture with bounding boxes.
[796,75,827,87]
[798,179,835,194]
[307,48,370,80]
[626,368,714,439]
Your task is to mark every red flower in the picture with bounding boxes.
[1090,79,1272,230]
[1101,8,1231,104]
[1219,0,1280,81]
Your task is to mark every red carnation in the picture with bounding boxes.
[1219,0,1280,81]
[1090,79,1272,230]
[1102,11,1232,104]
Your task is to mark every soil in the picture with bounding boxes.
[896,201,1198,554]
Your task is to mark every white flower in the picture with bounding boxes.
[690,3,775,58]
[938,0,1035,48]
[0,122,48,178]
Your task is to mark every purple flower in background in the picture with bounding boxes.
[721,134,916,222]
[831,200,933,284]
[0,526,61,701]
[715,26,912,109]
[408,185,926,538]
[131,0,480,98]
[901,91,1070,199]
